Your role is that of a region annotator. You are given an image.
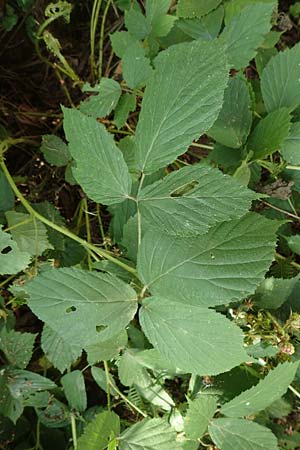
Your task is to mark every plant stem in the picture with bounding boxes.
[286,165,300,171]
[90,0,103,80]
[191,142,214,150]
[104,360,111,411]
[275,253,300,271]
[136,173,145,248]
[261,200,300,222]
[289,384,300,399]
[70,414,78,450]
[98,0,112,79]
[0,160,138,277]
[107,378,147,417]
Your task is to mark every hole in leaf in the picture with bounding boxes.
[170,180,199,197]
[1,246,12,254]
[96,325,108,333]
[65,306,77,313]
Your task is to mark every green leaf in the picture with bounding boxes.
[26,268,138,347]
[125,8,151,39]
[63,108,132,205]
[6,211,53,257]
[114,93,136,129]
[0,169,14,212]
[137,213,279,307]
[86,330,128,364]
[184,396,217,439]
[146,0,176,37]
[40,135,71,166]
[254,276,299,309]
[287,235,300,255]
[77,411,120,450]
[220,2,274,69]
[139,296,247,375]
[281,122,300,165]
[138,163,257,236]
[224,0,275,24]
[36,398,70,428]
[261,44,300,112]
[0,329,36,369]
[177,0,222,18]
[122,43,153,89]
[118,349,149,387]
[7,369,56,399]
[177,7,224,40]
[41,324,82,373]
[220,362,299,417]
[208,77,252,148]
[61,370,87,412]
[91,366,119,397]
[209,418,278,450]
[247,108,291,159]
[110,31,138,58]
[119,418,182,450]
[80,78,121,118]
[0,226,31,275]
[133,40,228,174]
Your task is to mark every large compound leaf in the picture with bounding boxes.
[133,40,228,174]
[26,268,138,347]
[281,122,300,165]
[220,2,274,69]
[177,0,222,18]
[0,226,31,275]
[184,396,217,439]
[137,213,279,307]
[139,297,247,375]
[208,77,252,148]
[119,418,182,450]
[77,411,120,450]
[138,163,257,236]
[63,108,132,205]
[209,418,278,450]
[6,211,53,257]
[41,325,82,373]
[261,45,300,112]
[220,362,299,417]
[247,108,291,159]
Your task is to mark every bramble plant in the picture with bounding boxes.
[1,0,300,449]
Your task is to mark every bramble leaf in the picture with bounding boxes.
[122,42,153,89]
[220,2,275,69]
[41,325,82,373]
[119,418,182,450]
[209,418,278,450]
[138,163,257,236]
[77,411,120,450]
[208,77,252,148]
[247,108,291,159]
[63,108,132,205]
[133,40,228,174]
[139,296,247,375]
[184,396,217,439]
[61,370,87,412]
[40,135,71,166]
[0,226,31,275]
[80,78,121,118]
[26,268,138,347]
[177,0,222,18]
[137,213,279,307]
[261,44,300,112]
[6,211,53,257]
[281,122,300,165]
[0,329,36,369]
[220,362,299,417]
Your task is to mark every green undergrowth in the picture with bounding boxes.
[1,0,300,449]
